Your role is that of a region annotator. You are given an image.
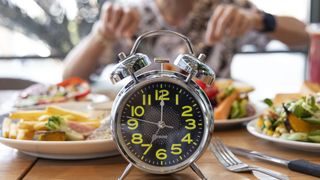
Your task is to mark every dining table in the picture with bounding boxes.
[1,90,320,180]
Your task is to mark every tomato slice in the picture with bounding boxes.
[195,79,206,90]
[204,86,219,100]
[57,77,91,99]
[57,77,87,86]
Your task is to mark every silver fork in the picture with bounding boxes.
[210,138,289,180]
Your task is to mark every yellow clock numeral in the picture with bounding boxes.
[141,144,152,155]
[156,149,167,160]
[142,94,152,106]
[171,144,182,155]
[155,89,169,101]
[185,119,196,130]
[181,133,193,144]
[131,133,143,144]
[175,94,179,105]
[127,118,138,130]
[181,106,193,117]
[131,106,144,117]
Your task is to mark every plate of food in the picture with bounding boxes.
[196,79,261,128]
[247,93,320,152]
[14,77,109,109]
[0,104,118,160]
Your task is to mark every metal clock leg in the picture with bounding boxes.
[118,163,134,180]
[190,163,207,180]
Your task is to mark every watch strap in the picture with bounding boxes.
[260,11,277,32]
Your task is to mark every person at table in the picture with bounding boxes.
[63,0,309,80]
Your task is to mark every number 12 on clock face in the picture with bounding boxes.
[142,90,180,105]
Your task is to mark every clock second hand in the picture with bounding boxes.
[125,116,174,129]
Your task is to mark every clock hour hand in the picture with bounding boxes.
[160,100,164,123]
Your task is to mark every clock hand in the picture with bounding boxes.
[126,116,173,129]
[164,124,174,129]
[126,116,158,126]
[160,100,164,123]
[158,98,173,128]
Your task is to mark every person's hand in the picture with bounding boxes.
[95,2,140,41]
[205,4,260,45]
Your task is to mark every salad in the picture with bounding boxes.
[257,93,320,143]
[196,79,255,120]
[15,77,90,108]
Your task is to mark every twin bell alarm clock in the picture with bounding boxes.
[109,30,215,180]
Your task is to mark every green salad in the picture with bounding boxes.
[257,94,320,143]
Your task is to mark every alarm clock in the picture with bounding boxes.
[110,30,215,180]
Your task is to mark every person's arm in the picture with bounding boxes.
[269,16,309,48]
[63,24,113,80]
[205,4,309,48]
[63,2,140,80]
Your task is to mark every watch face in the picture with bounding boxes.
[116,81,205,167]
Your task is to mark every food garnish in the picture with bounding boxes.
[46,116,84,141]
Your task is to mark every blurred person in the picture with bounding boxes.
[63,0,309,80]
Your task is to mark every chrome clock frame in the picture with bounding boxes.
[111,71,214,180]
[109,30,216,180]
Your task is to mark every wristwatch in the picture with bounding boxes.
[260,11,277,32]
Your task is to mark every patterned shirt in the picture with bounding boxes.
[97,0,270,78]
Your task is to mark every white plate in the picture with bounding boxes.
[0,136,118,160]
[247,119,320,152]
[214,103,262,129]
[14,93,109,110]
[0,101,119,160]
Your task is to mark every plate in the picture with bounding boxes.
[247,119,320,152]
[214,103,262,129]
[15,93,109,111]
[0,135,118,160]
[0,104,119,160]
[215,78,254,93]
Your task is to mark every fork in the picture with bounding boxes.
[210,138,289,180]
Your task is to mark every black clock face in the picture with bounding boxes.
[117,81,205,167]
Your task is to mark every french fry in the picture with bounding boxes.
[17,121,36,130]
[2,118,11,138]
[16,129,34,140]
[9,111,46,121]
[46,106,89,122]
[33,121,48,131]
[9,123,17,139]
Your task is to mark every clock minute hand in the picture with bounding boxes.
[126,116,158,126]
[126,116,174,129]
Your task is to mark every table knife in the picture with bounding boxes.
[229,146,320,177]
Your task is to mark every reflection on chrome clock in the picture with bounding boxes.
[118,81,204,166]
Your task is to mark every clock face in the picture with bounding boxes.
[116,81,205,167]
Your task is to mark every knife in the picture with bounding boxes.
[229,146,320,177]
